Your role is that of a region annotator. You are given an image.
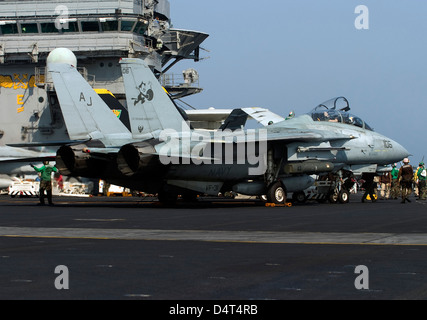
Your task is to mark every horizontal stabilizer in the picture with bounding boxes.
[0,156,56,163]
[7,140,90,148]
[0,146,56,163]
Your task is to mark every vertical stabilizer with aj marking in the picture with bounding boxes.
[49,63,130,144]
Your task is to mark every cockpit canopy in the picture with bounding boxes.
[309,96,373,131]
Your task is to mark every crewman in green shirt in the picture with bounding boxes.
[390,163,400,199]
[417,162,426,200]
[31,161,58,206]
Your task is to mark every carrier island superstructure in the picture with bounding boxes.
[0,0,208,148]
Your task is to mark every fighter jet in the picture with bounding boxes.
[42,52,409,205]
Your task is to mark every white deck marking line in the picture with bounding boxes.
[2,227,427,246]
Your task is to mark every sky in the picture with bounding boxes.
[170,0,427,165]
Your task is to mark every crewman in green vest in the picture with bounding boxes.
[417,162,426,200]
[31,161,58,206]
[390,163,400,199]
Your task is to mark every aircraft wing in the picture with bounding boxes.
[241,107,285,126]
[186,109,232,122]
[185,107,285,130]
[218,109,248,131]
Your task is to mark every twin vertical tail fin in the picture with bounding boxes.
[49,63,130,142]
[50,57,189,145]
[120,58,190,139]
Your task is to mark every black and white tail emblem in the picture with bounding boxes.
[133,81,154,106]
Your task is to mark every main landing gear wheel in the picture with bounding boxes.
[267,182,287,204]
[338,190,350,204]
[328,192,338,204]
[292,191,307,204]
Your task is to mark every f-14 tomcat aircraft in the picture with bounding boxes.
[33,49,409,204]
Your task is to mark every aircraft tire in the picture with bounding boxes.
[328,192,338,204]
[292,191,307,204]
[338,190,350,204]
[267,182,287,204]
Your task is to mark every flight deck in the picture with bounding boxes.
[1,194,427,300]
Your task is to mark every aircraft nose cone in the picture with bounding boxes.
[393,140,410,163]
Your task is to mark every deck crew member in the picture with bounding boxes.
[417,162,426,200]
[31,161,58,206]
[398,158,413,204]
